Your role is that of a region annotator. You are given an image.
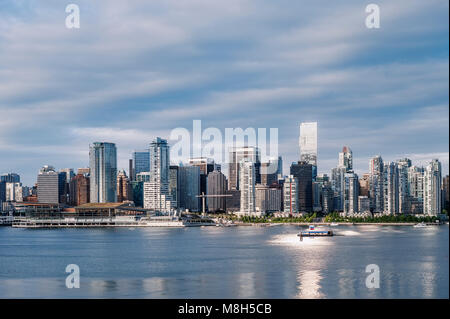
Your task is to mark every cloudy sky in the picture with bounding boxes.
[0,0,448,185]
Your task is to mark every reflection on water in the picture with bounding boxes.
[237,272,256,298]
[296,270,324,299]
[420,259,437,298]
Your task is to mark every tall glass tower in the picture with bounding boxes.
[299,122,317,166]
[89,142,117,203]
[299,122,317,180]
[143,137,173,211]
[133,151,150,177]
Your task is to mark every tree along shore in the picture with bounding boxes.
[213,212,447,225]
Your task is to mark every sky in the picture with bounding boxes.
[0,0,448,186]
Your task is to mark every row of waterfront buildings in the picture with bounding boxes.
[1,123,448,217]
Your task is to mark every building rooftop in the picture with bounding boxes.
[75,203,125,209]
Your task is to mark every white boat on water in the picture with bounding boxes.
[330,222,339,226]
[413,222,429,228]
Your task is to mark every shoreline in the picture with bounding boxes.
[234,222,444,226]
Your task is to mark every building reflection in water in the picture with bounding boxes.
[296,270,324,298]
[292,236,331,299]
[237,272,256,298]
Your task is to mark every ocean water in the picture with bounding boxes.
[0,224,448,298]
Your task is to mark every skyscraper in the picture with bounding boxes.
[89,142,117,203]
[408,166,425,214]
[5,182,23,201]
[133,151,150,180]
[299,122,317,179]
[59,168,75,184]
[331,166,346,211]
[290,161,313,212]
[206,170,227,212]
[77,168,90,176]
[143,137,173,211]
[343,172,359,216]
[117,170,132,202]
[0,173,20,183]
[383,162,399,215]
[423,159,442,216]
[228,146,261,190]
[443,175,449,213]
[369,155,384,213]
[69,173,90,206]
[321,182,334,214]
[338,146,353,172]
[59,168,74,204]
[261,156,282,186]
[397,158,411,215]
[169,165,180,209]
[358,196,371,213]
[283,175,298,214]
[178,166,201,212]
[239,159,256,215]
[37,165,65,204]
[359,174,370,197]
[131,181,144,207]
[189,157,215,205]
[0,181,6,208]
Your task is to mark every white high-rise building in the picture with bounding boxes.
[89,142,117,203]
[143,138,174,212]
[283,175,298,214]
[37,165,65,204]
[383,162,399,215]
[408,166,424,199]
[5,182,21,201]
[239,159,256,215]
[299,122,317,166]
[423,159,442,216]
[338,146,353,172]
[343,172,359,216]
[228,146,261,190]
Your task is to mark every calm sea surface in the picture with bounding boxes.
[0,225,448,298]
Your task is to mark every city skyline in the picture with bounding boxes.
[0,1,448,186]
[0,132,448,188]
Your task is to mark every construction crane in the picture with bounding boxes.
[196,192,232,216]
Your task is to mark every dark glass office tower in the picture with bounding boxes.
[290,161,313,212]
